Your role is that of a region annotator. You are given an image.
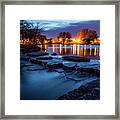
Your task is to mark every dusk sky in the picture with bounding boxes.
[26,20,100,38]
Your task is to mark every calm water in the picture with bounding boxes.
[39,44,100,59]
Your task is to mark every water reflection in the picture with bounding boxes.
[39,44,100,58]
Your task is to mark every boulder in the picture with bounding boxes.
[51,52,58,56]
[62,55,90,62]
[30,58,42,65]
[27,51,49,57]
[47,60,63,69]
[20,56,30,61]
[20,44,40,53]
[57,79,100,100]
[36,56,53,60]
[63,63,77,71]
[78,67,100,77]
[41,60,50,67]
[54,69,64,73]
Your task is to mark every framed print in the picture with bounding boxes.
[0,0,120,119]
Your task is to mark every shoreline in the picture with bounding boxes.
[58,79,100,100]
[20,44,100,100]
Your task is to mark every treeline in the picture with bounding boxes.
[20,20,46,45]
[57,32,72,45]
[77,29,99,44]
[20,20,99,45]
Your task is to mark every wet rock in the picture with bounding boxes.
[41,60,50,67]
[64,69,90,80]
[27,51,49,57]
[30,58,51,68]
[52,55,62,59]
[27,68,44,71]
[36,56,53,60]
[65,72,90,81]
[57,80,100,100]
[54,69,64,73]
[66,76,81,81]
[51,52,58,56]
[77,60,100,69]
[63,63,77,71]
[30,58,42,65]
[78,68,100,77]
[20,56,30,61]
[20,44,40,54]
[47,60,63,69]
[76,63,100,77]
[20,64,34,68]
[80,64,99,70]
[62,55,90,62]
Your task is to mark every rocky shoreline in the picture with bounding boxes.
[58,79,100,100]
[20,44,100,100]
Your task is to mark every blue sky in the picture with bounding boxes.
[26,20,100,38]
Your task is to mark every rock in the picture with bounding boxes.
[62,55,90,62]
[27,51,49,57]
[47,60,63,69]
[63,63,77,71]
[20,44,40,53]
[52,55,62,59]
[57,79,100,100]
[30,58,51,68]
[80,64,99,70]
[36,56,53,60]
[66,76,81,81]
[20,56,30,61]
[66,74,89,81]
[30,58,42,65]
[51,52,58,56]
[78,68,100,77]
[54,69,64,73]
[41,60,50,67]
[76,63,100,77]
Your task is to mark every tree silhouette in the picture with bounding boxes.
[58,32,72,45]
[20,20,44,45]
[83,30,99,44]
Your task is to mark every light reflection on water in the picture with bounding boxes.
[39,44,100,58]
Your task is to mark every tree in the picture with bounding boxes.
[58,32,72,45]
[83,30,99,44]
[66,32,72,43]
[20,20,44,45]
[20,20,33,44]
[83,32,91,44]
[91,30,99,41]
[38,35,47,45]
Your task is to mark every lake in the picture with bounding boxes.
[38,44,100,59]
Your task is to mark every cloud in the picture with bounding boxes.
[25,20,100,38]
[27,20,86,31]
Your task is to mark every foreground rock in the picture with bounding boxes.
[27,51,49,57]
[36,56,53,60]
[57,80,100,100]
[20,44,40,54]
[62,55,90,62]
[47,60,63,69]
[20,55,30,61]
[63,63,77,71]
[51,52,58,56]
